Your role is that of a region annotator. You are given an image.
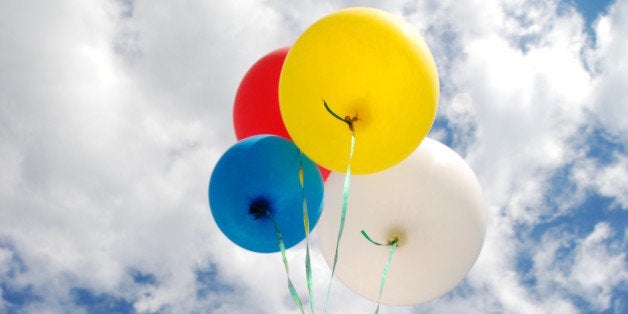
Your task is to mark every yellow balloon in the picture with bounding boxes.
[279,7,439,174]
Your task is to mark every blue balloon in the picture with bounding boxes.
[209,135,324,253]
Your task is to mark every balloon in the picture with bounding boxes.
[317,138,486,305]
[233,46,291,140]
[233,46,331,180]
[279,7,439,174]
[209,135,324,253]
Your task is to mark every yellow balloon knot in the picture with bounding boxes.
[343,115,359,133]
[323,99,358,134]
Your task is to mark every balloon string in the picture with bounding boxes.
[324,133,355,313]
[299,155,315,314]
[376,240,398,314]
[322,99,346,123]
[360,230,386,246]
[269,210,305,314]
[361,230,399,314]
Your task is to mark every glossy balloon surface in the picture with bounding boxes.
[280,7,439,174]
[209,135,324,253]
[318,138,486,304]
[234,46,291,140]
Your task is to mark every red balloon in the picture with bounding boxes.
[233,46,331,180]
[233,46,290,140]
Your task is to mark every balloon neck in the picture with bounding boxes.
[387,228,406,247]
[323,99,358,134]
[249,196,272,220]
[387,236,399,246]
[344,115,359,133]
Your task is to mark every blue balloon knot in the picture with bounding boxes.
[249,196,272,220]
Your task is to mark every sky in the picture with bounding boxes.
[0,0,626,313]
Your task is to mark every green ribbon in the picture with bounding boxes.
[324,134,354,313]
[322,99,357,313]
[299,157,315,314]
[323,99,346,123]
[269,212,305,314]
[361,230,398,314]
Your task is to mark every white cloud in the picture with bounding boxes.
[591,154,628,209]
[0,0,626,313]
[568,223,627,310]
[531,223,628,312]
[585,0,628,143]
[0,0,231,311]
[571,152,628,210]
[446,3,590,222]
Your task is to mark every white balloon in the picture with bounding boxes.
[318,138,487,305]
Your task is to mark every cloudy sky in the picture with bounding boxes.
[1,0,627,313]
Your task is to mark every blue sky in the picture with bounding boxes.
[1,0,626,313]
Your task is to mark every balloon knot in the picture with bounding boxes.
[249,196,271,220]
[344,115,358,133]
[387,236,399,247]
[323,99,357,133]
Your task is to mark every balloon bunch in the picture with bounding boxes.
[209,7,487,313]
